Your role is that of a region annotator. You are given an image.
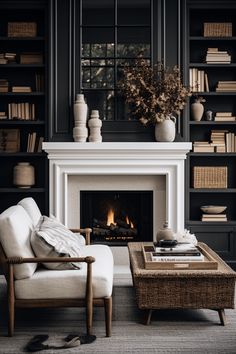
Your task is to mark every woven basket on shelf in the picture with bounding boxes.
[203,22,232,37]
[7,22,37,37]
[193,166,228,188]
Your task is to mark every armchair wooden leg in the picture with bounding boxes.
[8,264,15,337]
[104,297,112,337]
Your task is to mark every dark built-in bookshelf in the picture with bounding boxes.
[184,0,236,269]
[0,1,48,214]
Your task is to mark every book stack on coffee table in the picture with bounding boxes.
[152,243,204,262]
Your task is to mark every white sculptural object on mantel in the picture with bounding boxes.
[73,94,88,142]
[88,110,102,142]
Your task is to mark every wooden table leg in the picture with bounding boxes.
[143,309,153,325]
[218,309,227,326]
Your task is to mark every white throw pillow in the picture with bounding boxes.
[31,215,84,270]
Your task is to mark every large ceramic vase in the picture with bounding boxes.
[191,102,204,121]
[73,94,88,142]
[155,115,176,142]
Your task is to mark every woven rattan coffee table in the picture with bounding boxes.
[128,242,236,325]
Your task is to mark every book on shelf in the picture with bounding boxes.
[20,52,43,65]
[202,214,227,222]
[35,73,44,91]
[8,102,36,120]
[12,86,32,93]
[0,79,9,92]
[216,81,236,92]
[27,133,43,153]
[0,128,20,152]
[205,48,231,64]
[189,68,209,92]
[193,141,214,152]
[0,111,7,119]
[226,132,236,153]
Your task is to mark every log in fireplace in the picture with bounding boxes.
[80,191,153,245]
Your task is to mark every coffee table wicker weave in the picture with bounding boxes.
[128,242,236,325]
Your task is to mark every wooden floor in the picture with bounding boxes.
[0,276,236,354]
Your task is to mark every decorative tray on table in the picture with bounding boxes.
[141,243,218,270]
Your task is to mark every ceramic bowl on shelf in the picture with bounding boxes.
[200,205,227,214]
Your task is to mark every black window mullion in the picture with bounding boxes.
[114,0,118,121]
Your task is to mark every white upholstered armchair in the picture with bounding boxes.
[0,198,113,337]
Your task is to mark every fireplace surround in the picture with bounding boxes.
[43,142,192,242]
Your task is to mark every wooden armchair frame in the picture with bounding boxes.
[0,228,112,337]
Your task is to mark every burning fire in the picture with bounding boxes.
[126,215,134,229]
[106,208,135,228]
[107,208,116,226]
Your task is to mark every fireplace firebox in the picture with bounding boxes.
[80,191,153,245]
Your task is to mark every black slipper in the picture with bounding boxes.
[65,333,96,345]
[24,335,50,352]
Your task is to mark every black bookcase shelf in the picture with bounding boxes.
[184,0,236,269]
[0,0,48,215]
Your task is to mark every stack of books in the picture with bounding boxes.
[0,79,9,92]
[205,48,231,64]
[210,130,227,152]
[0,54,7,64]
[216,81,236,92]
[0,53,16,64]
[5,53,16,63]
[12,86,32,93]
[0,111,7,119]
[20,52,43,64]
[193,141,214,153]
[151,243,204,262]
[202,214,227,222]
[214,112,235,122]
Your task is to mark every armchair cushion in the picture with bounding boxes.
[31,215,84,270]
[15,245,114,299]
[0,205,37,279]
[18,197,41,227]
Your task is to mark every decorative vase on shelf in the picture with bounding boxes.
[73,94,88,142]
[191,98,205,121]
[156,221,174,242]
[13,162,35,189]
[88,110,102,142]
[155,115,176,142]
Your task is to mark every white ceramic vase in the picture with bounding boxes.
[13,162,35,188]
[73,94,88,142]
[155,116,176,142]
[88,110,102,142]
[191,102,204,121]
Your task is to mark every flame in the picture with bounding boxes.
[126,215,134,229]
[107,208,116,226]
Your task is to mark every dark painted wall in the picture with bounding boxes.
[49,0,182,142]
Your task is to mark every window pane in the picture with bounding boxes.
[82,0,114,26]
[84,90,114,121]
[117,27,150,57]
[117,0,150,25]
[82,28,114,57]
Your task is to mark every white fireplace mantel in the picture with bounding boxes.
[43,142,192,236]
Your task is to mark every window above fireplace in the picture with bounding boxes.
[79,0,153,121]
